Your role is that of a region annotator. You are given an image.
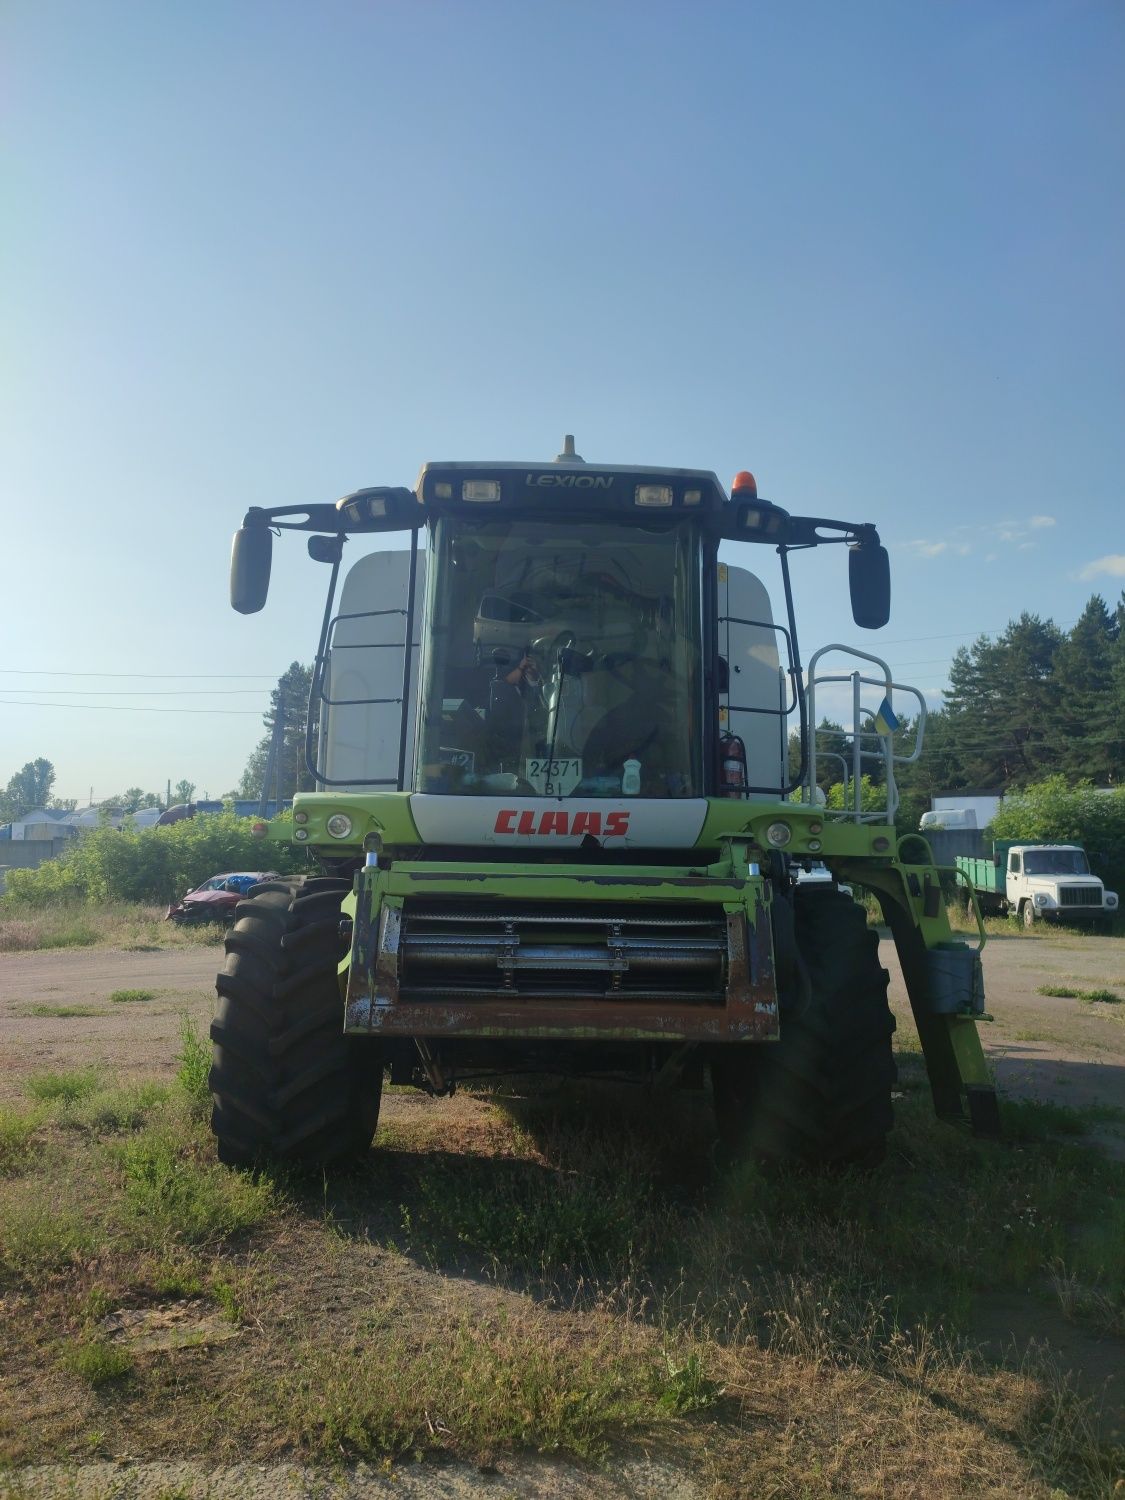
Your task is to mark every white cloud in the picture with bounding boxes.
[1079,554,1125,581]
[1029,515,1055,528]
[1018,542,1035,551]
[900,539,949,558]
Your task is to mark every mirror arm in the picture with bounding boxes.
[784,515,881,548]
[241,503,346,534]
[242,488,421,536]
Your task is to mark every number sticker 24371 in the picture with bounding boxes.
[525,758,582,796]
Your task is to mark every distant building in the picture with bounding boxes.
[1,808,74,841]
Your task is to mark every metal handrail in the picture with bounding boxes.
[805,644,928,823]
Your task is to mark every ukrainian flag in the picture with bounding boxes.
[874,696,899,736]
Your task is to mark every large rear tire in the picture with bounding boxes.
[209,875,383,1168]
[712,888,895,1166]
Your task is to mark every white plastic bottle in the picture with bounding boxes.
[621,759,641,796]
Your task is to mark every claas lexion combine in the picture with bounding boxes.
[212,437,997,1169]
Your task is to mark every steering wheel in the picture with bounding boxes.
[532,631,596,675]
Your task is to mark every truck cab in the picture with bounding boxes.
[1000,843,1118,928]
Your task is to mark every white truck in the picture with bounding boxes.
[956,842,1119,928]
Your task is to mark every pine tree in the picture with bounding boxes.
[945,616,1061,787]
[1050,595,1120,784]
[237,663,316,801]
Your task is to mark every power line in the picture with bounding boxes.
[0,668,278,680]
[0,699,263,716]
[0,687,267,697]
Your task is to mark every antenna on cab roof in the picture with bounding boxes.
[554,434,585,464]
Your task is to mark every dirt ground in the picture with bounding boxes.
[2,928,1122,1144]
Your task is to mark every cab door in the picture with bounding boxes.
[320,548,427,790]
[717,562,787,797]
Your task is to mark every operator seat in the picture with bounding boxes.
[580,659,682,793]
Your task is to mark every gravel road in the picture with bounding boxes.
[0,946,219,1103]
[1,930,1122,1137]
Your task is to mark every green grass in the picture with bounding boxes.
[1037,983,1122,1003]
[109,987,157,1004]
[0,1193,101,1282]
[115,1124,278,1246]
[398,1134,655,1279]
[0,1105,43,1174]
[21,1003,104,1018]
[61,1338,134,1387]
[999,1096,1089,1141]
[63,1081,171,1133]
[175,1014,212,1116]
[25,1066,103,1105]
[278,1312,662,1463]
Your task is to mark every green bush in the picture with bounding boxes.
[988,777,1125,896]
[1,812,302,908]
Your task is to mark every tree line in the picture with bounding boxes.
[0,760,201,823]
[793,593,1124,834]
[890,591,1124,829]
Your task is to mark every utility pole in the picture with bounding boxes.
[259,706,286,818]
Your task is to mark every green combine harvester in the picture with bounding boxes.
[212,437,996,1169]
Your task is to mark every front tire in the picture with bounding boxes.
[1022,901,1036,930]
[712,888,895,1167]
[209,876,383,1168]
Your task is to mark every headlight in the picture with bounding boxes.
[326,813,353,839]
[765,821,792,848]
[1033,892,1052,907]
[1106,892,1119,908]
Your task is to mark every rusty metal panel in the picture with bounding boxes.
[344,867,778,1042]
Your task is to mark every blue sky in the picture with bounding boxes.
[3,1,1123,802]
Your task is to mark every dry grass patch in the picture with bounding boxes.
[0,902,223,953]
[0,1066,1121,1494]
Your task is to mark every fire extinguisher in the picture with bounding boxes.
[719,732,748,797]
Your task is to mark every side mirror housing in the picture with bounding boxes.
[231,518,273,614]
[848,543,890,629]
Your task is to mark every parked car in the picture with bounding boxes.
[794,860,853,897]
[166,871,279,924]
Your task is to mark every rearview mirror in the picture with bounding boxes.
[230,522,273,614]
[848,543,890,629]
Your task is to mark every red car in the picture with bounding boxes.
[165,872,279,924]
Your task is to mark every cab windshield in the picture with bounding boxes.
[1023,850,1090,876]
[416,515,703,798]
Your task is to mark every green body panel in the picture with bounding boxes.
[955,853,1004,894]
[954,852,1008,894]
[256,792,994,1130]
[271,790,900,863]
[377,860,754,902]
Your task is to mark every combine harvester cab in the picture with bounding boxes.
[211,439,997,1170]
